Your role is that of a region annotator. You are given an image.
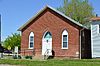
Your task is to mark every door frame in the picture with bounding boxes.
[42,31,52,55]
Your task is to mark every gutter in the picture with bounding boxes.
[79,28,85,59]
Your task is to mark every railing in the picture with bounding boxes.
[0,52,20,59]
[43,49,52,59]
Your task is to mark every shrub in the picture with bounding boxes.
[13,55,21,59]
[25,56,32,59]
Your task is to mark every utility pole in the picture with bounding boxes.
[0,14,1,44]
[0,14,3,58]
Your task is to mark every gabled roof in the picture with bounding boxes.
[90,17,100,21]
[18,5,87,31]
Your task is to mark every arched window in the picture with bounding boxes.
[44,32,52,42]
[62,30,68,49]
[29,32,34,49]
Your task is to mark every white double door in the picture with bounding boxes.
[42,32,52,55]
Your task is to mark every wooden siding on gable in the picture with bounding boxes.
[91,21,100,58]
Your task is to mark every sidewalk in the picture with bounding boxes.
[0,64,21,66]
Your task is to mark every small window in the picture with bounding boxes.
[44,32,52,39]
[63,35,68,48]
[30,36,33,41]
[62,30,68,49]
[29,32,34,49]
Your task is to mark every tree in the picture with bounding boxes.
[3,33,21,50]
[57,0,94,25]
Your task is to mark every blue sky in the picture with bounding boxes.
[0,0,100,41]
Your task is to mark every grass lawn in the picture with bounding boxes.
[0,59,100,66]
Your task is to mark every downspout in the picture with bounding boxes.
[79,28,85,59]
[91,25,93,58]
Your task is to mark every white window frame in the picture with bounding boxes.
[29,32,34,49]
[62,30,68,49]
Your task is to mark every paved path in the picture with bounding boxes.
[0,64,21,66]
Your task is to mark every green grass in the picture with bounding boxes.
[0,59,100,66]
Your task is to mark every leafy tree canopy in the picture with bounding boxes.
[3,33,21,50]
[57,0,95,25]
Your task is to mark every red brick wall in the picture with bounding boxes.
[21,9,80,58]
